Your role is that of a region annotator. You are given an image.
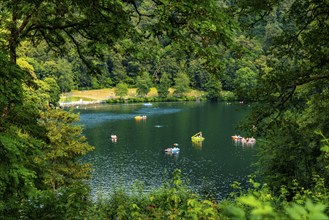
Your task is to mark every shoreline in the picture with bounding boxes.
[59,100,104,107]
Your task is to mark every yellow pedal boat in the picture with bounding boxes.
[191,131,204,142]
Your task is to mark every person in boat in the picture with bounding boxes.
[111,135,117,142]
[165,144,180,152]
[232,135,242,140]
[248,137,256,143]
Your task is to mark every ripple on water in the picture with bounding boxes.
[78,107,182,128]
[78,102,256,200]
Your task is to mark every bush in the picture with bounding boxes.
[219,177,329,220]
[21,183,92,220]
[14,170,329,219]
[220,91,238,101]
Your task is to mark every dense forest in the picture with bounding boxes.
[1,0,329,219]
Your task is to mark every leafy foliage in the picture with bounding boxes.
[115,82,129,99]
[0,54,94,218]
[157,72,171,98]
[20,169,325,220]
[136,72,152,97]
[241,0,329,195]
[91,169,220,220]
[205,75,222,101]
[174,71,190,97]
[36,108,94,190]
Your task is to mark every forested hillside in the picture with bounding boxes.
[1,0,328,219]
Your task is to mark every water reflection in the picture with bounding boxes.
[192,141,203,149]
[231,135,256,148]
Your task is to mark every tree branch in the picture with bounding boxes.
[64,29,98,74]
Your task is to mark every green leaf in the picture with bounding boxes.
[311,203,327,213]
[224,206,246,219]
[309,213,329,220]
[286,204,308,220]
[320,145,329,153]
[251,205,274,216]
[132,203,140,210]
[285,207,303,220]
[238,195,261,207]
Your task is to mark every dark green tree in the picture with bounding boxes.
[136,72,152,97]
[243,0,329,195]
[43,77,61,106]
[42,59,75,92]
[187,59,211,91]
[174,71,190,97]
[233,67,258,101]
[0,53,39,218]
[205,75,222,101]
[0,52,94,218]
[115,82,129,99]
[36,108,94,191]
[221,34,266,96]
[157,72,171,98]
[110,50,129,85]
[1,0,135,65]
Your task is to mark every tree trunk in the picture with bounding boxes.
[9,38,17,64]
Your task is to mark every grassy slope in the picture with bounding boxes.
[60,87,205,102]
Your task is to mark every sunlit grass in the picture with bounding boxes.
[60,87,204,102]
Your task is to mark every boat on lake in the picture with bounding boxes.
[111,135,117,142]
[231,135,242,141]
[135,115,147,120]
[232,135,256,145]
[191,131,205,142]
[165,147,180,153]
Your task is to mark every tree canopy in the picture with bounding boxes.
[238,0,329,194]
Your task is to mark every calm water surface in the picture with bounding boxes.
[77,102,256,199]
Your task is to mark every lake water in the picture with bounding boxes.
[77,101,256,200]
